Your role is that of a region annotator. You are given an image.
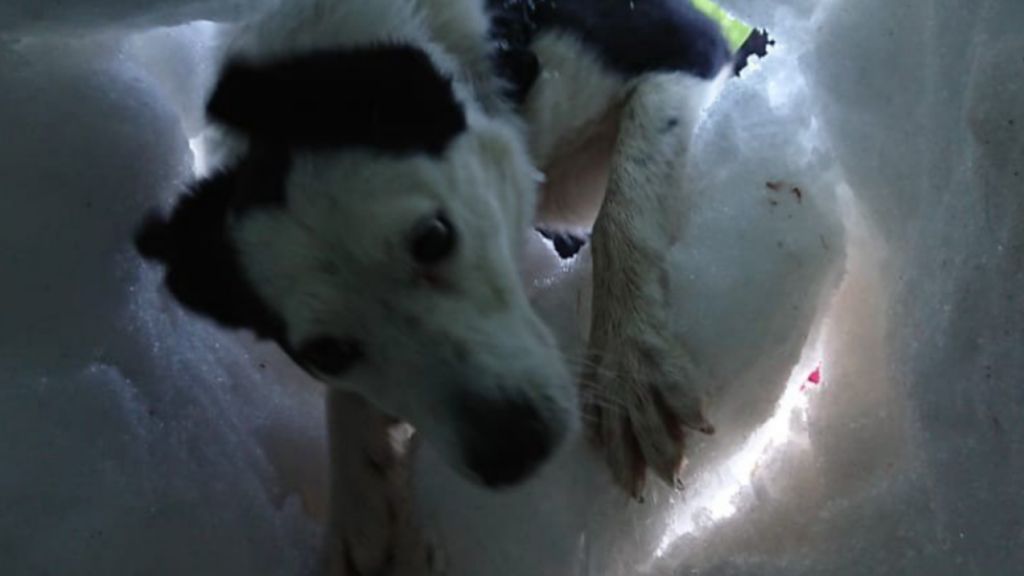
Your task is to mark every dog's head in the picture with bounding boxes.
[136,44,574,487]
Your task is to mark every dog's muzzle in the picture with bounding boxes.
[456,391,565,487]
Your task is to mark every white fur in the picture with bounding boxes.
[524,31,629,227]
[232,113,574,468]
[523,31,627,166]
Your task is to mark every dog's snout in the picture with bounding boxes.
[458,392,563,488]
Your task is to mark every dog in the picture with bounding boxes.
[136,0,731,572]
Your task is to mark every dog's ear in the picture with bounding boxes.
[135,166,286,341]
[206,45,467,155]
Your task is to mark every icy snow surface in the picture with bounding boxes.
[1,1,1022,575]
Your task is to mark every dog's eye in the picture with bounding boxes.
[410,212,456,264]
[297,337,363,376]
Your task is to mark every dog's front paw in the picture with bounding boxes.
[325,394,441,576]
[325,465,401,576]
[327,529,443,576]
[326,487,443,576]
[582,333,713,498]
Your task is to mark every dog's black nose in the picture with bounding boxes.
[457,393,562,488]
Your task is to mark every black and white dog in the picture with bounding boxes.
[137,0,731,572]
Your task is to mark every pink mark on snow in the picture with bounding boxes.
[801,366,823,392]
[808,366,822,384]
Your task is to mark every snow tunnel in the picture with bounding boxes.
[1,1,1021,574]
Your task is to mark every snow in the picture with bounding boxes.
[0,35,320,575]
[1,0,1022,575]
[0,1,266,36]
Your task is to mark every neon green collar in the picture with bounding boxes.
[692,0,753,51]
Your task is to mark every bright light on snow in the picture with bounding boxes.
[188,134,210,176]
[654,334,824,557]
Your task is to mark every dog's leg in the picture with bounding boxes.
[583,72,721,497]
[325,390,440,576]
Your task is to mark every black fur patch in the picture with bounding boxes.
[135,161,287,342]
[230,141,292,213]
[207,44,467,155]
[488,0,731,80]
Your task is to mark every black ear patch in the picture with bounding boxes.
[207,45,467,155]
[135,163,286,341]
[229,141,292,214]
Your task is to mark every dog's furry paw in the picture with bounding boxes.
[326,529,442,576]
[325,479,399,576]
[581,333,713,498]
[325,394,442,576]
[582,71,722,498]
[326,474,443,576]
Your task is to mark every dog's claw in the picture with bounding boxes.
[582,340,711,498]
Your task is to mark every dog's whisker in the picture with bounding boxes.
[577,390,630,412]
[579,394,624,406]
